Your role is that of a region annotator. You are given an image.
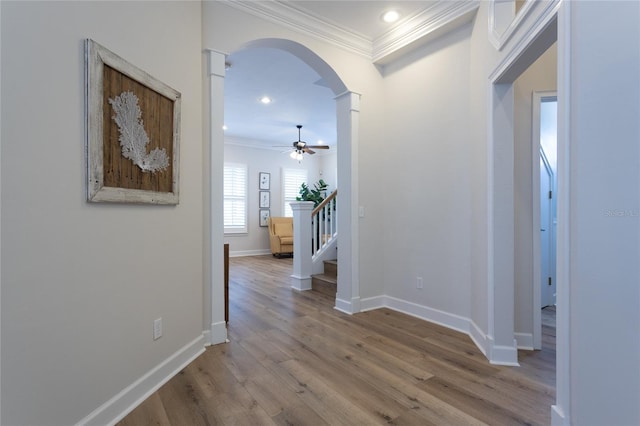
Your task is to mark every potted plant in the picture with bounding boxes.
[296,179,328,207]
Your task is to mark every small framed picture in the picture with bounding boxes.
[259,209,270,227]
[259,172,270,190]
[259,191,270,208]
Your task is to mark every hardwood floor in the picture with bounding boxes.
[119,255,556,426]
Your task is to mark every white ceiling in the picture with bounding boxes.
[222,1,472,151]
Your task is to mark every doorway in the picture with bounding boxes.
[207,40,361,345]
[533,92,557,350]
[539,96,557,309]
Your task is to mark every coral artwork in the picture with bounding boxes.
[108,91,169,173]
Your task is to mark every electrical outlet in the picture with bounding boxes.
[153,318,162,340]
[417,277,423,289]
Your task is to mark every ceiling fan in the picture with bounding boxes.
[278,125,329,160]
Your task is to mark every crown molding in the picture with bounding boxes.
[225,0,480,65]
[225,0,372,59]
[372,0,480,64]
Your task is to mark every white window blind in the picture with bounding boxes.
[224,163,248,233]
[283,168,308,217]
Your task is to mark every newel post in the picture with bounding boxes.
[290,201,314,291]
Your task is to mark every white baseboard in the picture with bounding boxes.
[210,321,228,345]
[383,296,470,335]
[487,336,519,366]
[290,275,312,291]
[551,404,569,426]
[515,332,534,350]
[356,295,521,367]
[202,329,211,346]
[469,320,489,358]
[334,297,354,314]
[359,295,386,312]
[77,335,206,426]
[228,249,271,258]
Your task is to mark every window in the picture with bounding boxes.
[282,168,308,217]
[224,163,247,233]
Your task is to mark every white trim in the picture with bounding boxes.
[76,335,205,426]
[334,297,355,315]
[487,337,519,366]
[359,295,386,312]
[335,91,360,316]
[209,321,228,345]
[228,249,271,258]
[290,275,312,291]
[207,48,228,358]
[353,295,522,366]
[225,1,371,59]
[551,404,569,426]
[489,0,537,50]
[489,1,560,84]
[515,332,534,350]
[554,1,571,423]
[372,1,479,64]
[384,296,470,334]
[469,321,489,358]
[487,0,561,377]
[227,0,479,65]
[202,329,211,346]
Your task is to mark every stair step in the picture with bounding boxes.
[311,273,337,297]
[323,259,338,278]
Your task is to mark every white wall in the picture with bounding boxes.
[513,43,557,344]
[2,2,638,425]
[381,23,473,320]
[1,2,204,425]
[223,142,327,255]
[567,2,640,424]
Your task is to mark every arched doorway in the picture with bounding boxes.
[206,39,361,345]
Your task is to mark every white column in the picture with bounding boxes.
[290,201,314,291]
[335,91,361,314]
[207,49,228,345]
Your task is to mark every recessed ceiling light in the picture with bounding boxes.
[222,125,227,131]
[260,96,272,104]
[382,10,400,23]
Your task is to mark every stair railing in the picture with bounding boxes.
[290,189,338,291]
[312,189,337,259]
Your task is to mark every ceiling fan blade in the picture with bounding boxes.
[303,148,316,155]
[307,145,330,149]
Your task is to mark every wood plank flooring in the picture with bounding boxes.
[119,255,556,426]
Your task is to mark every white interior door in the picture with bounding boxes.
[540,153,556,307]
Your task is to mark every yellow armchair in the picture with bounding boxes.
[268,217,294,257]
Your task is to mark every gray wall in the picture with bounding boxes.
[1,2,204,425]
[1,1,639,425]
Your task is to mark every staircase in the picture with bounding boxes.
[311,259,337,297]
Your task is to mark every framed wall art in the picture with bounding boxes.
[259,191,270,208]
[259,172,270,190]
[259,209,270,227]
[86,39,181,204]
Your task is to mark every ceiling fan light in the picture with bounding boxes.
[290,150,298,159]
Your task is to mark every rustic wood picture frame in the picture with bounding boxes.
[86,39,181,204]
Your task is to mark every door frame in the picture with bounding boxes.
[532,90,557,350]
